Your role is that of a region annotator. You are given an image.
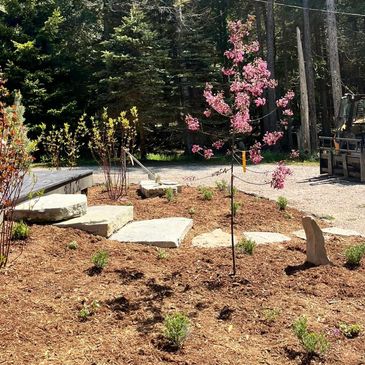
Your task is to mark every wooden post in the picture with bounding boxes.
[328,150,333,176]
[342,154,348,177]
[360,146,365,182]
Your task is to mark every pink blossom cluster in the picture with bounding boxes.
[249,142,263,165]
[185,114,200,131]
[191,144,202,154]
[262,131,284,146]
[254,97,266,107]
[204,83,232,116]
[204,149,214,159]
[271,162,292,189]
[231,111,252,133]
[283,109,293,117]
[276,90,295,108]
[204,109,212,118]
[212,140,224,150]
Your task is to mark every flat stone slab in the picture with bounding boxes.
[110,217,193,248]
[139,180,182,198]
[55,205,133,237]
[14,194,87,223]
[322,227,365,237]
[242,232,291,245]
[292,230,307,240]
[192,229,236,248]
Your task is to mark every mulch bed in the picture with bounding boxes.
[1,185,364,365]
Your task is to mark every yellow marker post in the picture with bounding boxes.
[242,151,246,173]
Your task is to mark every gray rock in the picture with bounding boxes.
[192,229,236,248]
[110,217,193,248]
[292,229,307,240]
[13,194,87,223]
[139,180,182,198]
[242,232,291,245]
[322,227,364,237]
[302,216,331,266]
[55,205,133,237]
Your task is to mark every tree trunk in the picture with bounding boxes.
[302,0,318,151]
[297,27,311,153]
[326,0,342,118]
[264,0,277,132]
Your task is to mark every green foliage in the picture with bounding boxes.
[276,196,288,211]
[157,248,168,260]
[215,180,228,192]
[232,201,241,216]
[78,300,100,321]
[165,188,175,202]
[338,322,362,338]
[344,244,365,267]
[188,207,195,216]
[237,238,256,255]
[12,221,29,240]
[92,250,109,270]
[199,186,213,201]
[292,316,329,355]
[163,313,190,349]
[262,308,280,323]
[67,241,78,250]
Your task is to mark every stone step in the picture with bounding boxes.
[242,232,291,245]
[192,229,237,248]
[54,205,133,237]
[139,180,182,198]
[110,217,193,248]
[13,194,87,223]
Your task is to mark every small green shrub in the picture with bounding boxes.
[262,308,280,323]
[188,207,195,216]
[163,312,190,349]
[78,300,100,321]
[276,196,288,211]
[165,188,175,202]
[199,187,213,201]
[292,316,329,355]
[232,201,241,217]
[12,221,29,240]
[236,238,256,255]
[215,180,228,192]
[157,248,168,260]
[67,241,78,250]
[344,244,365,267]
[228,185,238,197]
[339,323,362,338]
[92,250,109,270]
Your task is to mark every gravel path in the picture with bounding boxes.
[37,163,365,235]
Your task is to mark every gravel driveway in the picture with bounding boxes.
[38,163,365,235]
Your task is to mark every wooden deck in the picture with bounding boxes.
[18,170,94,204]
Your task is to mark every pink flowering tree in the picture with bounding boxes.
[185,16,294,275]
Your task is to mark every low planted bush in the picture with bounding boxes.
[262,308,280,323]
[276,196,288,211]
[188,207,195,216]
[344,244,365,267]
[163,312,190,349]
[292,316,329,355]
[157,248,168,260]
[236,238,256,255]
[78,300,100,322]
[67,241,78,250]
[92,250,109,270]
[165,188,175,202]
[199,186,213,201]
[11,221,30,240]
[215,179,228,192]
[232,201,241,217]
[339,322,362,338]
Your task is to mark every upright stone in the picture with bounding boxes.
[13,194,87,223]
[302,216,331,265]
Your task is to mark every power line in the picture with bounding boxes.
[251,0,365,18]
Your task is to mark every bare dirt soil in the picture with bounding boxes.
[1,186,365,365]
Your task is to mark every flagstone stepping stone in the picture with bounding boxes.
[139,180,182,198]
[110,217,193,248]
[292,229,307,240]
[322,227,365,237]
[242,232,291,245]
[55,205,133,237]
[13,194,87,223]
[192,229,237,248]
